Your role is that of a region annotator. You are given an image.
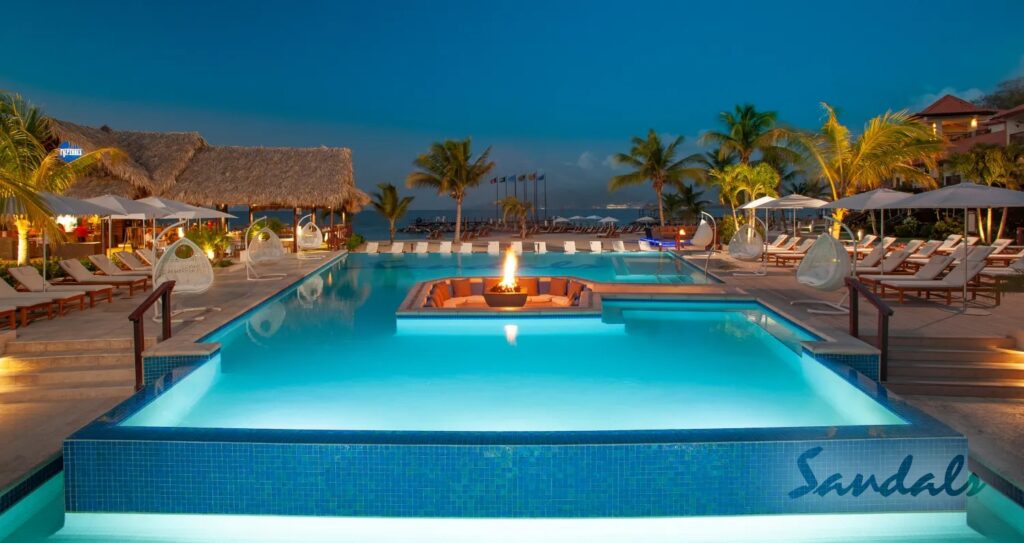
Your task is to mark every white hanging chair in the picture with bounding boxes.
[245,219,287,280]
[727,224,764,261]
[796,235,851,292]
[689,219,714,248]
[296,214,325,257]
[152,237,219,321]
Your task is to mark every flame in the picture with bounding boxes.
[678,228,686,236]
[204,247,216,261]
[498,248,518,289]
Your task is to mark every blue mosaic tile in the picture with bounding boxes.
[142,351,218,385]
[0,454,61,515]
[812,352,880,381]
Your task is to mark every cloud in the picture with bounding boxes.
[602,154,625,170]
[574,151,598,170]
[909,86,985,111]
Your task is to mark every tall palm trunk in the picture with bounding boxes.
[388,219,396,242]
[655,183,665,227]
[454,195,463,242]
[520,216,527,239]
[997,207,1009,241]
[15,218,31,266]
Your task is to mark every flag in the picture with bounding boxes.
[518,174,526,182]
[490,177,497,184]
[529,172,537,181]
[538,173,546,181]
[499,176,506,183]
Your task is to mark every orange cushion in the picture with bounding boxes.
[519,277,539,296]
[430,284,450,307]
[483,278,501,292]
[566,281,585,302]
[548,277,568,296]
[450,278,473,298]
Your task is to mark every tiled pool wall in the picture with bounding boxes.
[63,430,970,517]
[142,351,219,386]
[810,351,880,382]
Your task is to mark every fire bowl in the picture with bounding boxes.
[483,290,528,308]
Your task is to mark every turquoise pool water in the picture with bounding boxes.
[4,475,1024,542]
[121,253,902,431]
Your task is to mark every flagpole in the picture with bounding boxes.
[543,175,548,220]
[495,179,499,220]
[513,175,518,200]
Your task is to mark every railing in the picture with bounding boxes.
[845,277,894,381]
[128,281,175,391]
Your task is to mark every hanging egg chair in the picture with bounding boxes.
[247,228,286,263]
[727,224,764,261]
[297,215,324,251]
[796,235,851,292]
[689,219,714,249]
[152,237,218,321]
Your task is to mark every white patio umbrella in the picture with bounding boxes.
[821,188,911,239]
[759,194,829,237]
[568,215,584,220]
[87,195,170,252]
[880,182,1024,315]
[634,216,657,223]
[552,216,570,223]
[137,196,236,220]
[585,214,603,221]
[599,216,619,223]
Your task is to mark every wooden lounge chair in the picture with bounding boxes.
[59,259,148,296]
[854,249,914,275]
[9,266,114,307]
[136,248,158,266]
[590,241,603,253]
[365,241,379,254]
[988,246,1024,265]
[114,251,152,272]
[0,297,54,327]
[860,255,955,292]
[389,242,405,254]
[767,238,800,253]
[879,255,995,304]
[845,234,877,253]
[0,279,85,316]
[0,305,15,330]
[770,239,815,266]
[767,234,789,248]
[458,242,474,254]
[88,254,151,280]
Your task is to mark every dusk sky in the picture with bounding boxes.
[3,0,1024,210]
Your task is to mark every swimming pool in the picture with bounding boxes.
[60,253,974,518]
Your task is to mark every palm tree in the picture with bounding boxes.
[610,129,703,227]
[406,138,495,242]
[784,178,828,199]
[498,196,533,239]
[708,163,779,224]
[370,183,414,242]
[699,104,799,165]
[947,143,1023,241]
[663,184,709,223]
[792,103,944,230]
[0,93,122,264]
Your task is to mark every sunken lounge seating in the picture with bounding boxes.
[425,277,590,309]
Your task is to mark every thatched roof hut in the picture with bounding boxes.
[170,146,368,211]
[50,120,367,212]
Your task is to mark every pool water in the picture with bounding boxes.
[3,475,1024,543]
[121,253,902,431]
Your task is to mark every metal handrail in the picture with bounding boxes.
[128,281,175,390]
[845,277,894,381]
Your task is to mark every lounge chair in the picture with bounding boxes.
[767,238,800,253]
[854,249,914,275]
[487,242,500,255]
[563,241,577,254]
[770,238,815,266]
[365,241,379,254]
[136,248,158,266]
[879,249,995,304]
[612,240,626,252]
[87,255,151,280]
[389,242,405,254]
[590,241,603,253]
[768,234,789,248]
[438,241,452,254]
[988,246,1024,265]
[856,243,889,268]
[860,254,955,292]
[981,256,1024,279]
[0,296,54,327]
[534,241,547,254]
[413,241,428,254]
[458,242,474,254]
[846,234,877,253]
[856,236,895,255]
[114,251,152,272]
[0,279,86,317]
[0,305,15,330]
[9,266,114,307]
[58,259,149,296]
[511,241,523,255]
[638,240,656,252]
[934,234,963,253]
[936,236,977,255]
[988,238,1013,255]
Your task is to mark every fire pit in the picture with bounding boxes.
[483,248,528,308]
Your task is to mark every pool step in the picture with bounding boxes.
[0,340,146,403]
[883,337,1024,398]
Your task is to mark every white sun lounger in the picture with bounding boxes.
[9,266,114,306]
[511,241,523,255]
[590,241,603,253]
[612,240,626,252]
[87,254,151,279]
[879,251,993,303]
[136,248,158,266]
[59,259,149,295]
[638,240,656,252]
[854,249,914,275]
[534,241,547,254]
[114,251,151,272]
[365,241,379,254]
[0,279,86,316]
[768,234,788,248]
[860,254,955,288]
[438,241,452,254]
[413,242,428,254]
[389,242,405,254]
[936,234,962,253]
[458,242,474,254]
[487,242,500,255]
[982,256,1024,278]
[563,241,576,254]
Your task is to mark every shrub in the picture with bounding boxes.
[931,217,963,240]
[893,216,920,238]
[718,216,742,245]
[346,233,365,251]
